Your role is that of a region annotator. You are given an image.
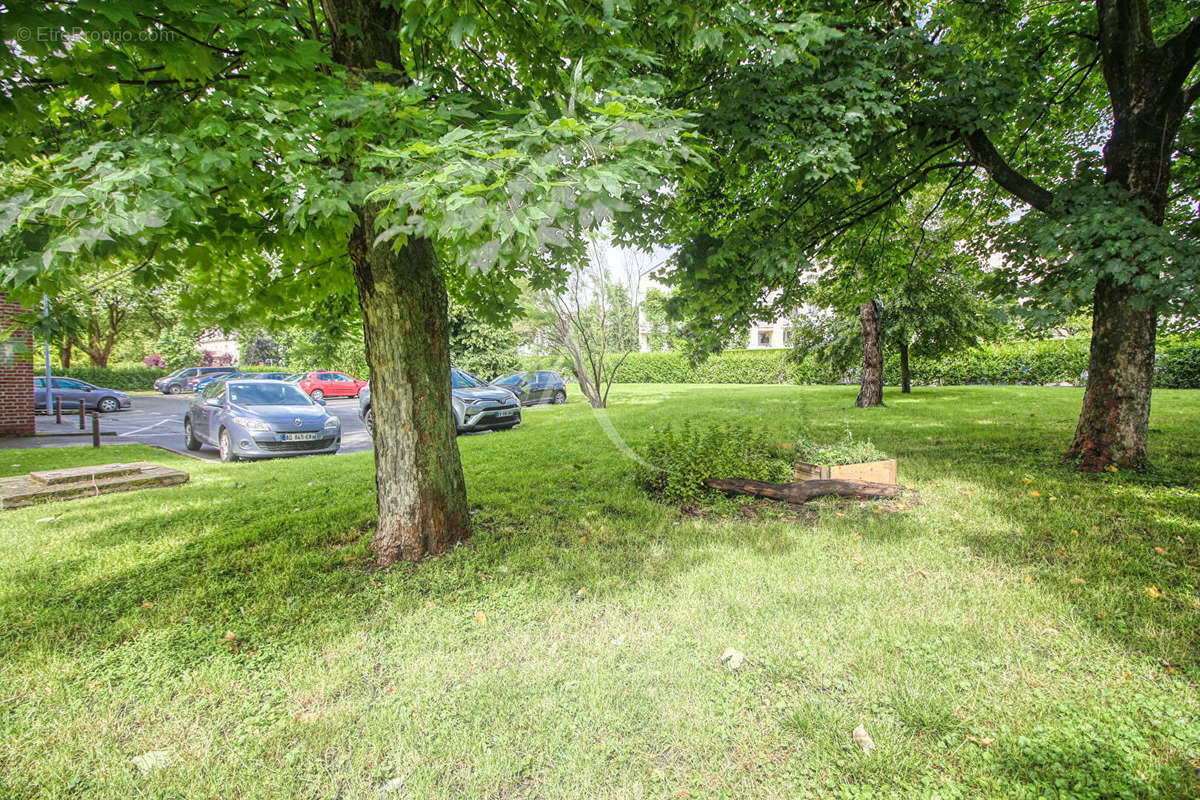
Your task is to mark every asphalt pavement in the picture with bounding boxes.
[17,393,372,461]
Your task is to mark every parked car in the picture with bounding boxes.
[358,368,521,437]
[191,371,292,393]
[154,366,235,394]
[33,377,132,413]
[294,371,368,401]
[491,370,567,405]
[184,379,341,462]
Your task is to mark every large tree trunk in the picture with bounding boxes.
[856,300,884,407]
[60,340,71,369]
[898,339,911,394]
[330,0,469,564]
[1059,4,1199,471]
[351,206,469,564]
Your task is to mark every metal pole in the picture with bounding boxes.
[42,294,53,415]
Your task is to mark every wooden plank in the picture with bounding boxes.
[2,463,189,509]
[705,477,902,503]
[830,459,898,485]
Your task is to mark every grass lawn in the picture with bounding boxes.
[1,384,1197,799]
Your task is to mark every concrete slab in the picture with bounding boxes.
[0,462,189,509]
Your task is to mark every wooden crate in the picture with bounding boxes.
[793,458,897,485]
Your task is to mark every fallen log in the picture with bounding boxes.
[703,477,902,503]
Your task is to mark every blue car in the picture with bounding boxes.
[184,379,340,462]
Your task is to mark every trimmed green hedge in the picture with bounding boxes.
[41,336,1200,392]
[50,365,169,391]
[521,337,1200,389]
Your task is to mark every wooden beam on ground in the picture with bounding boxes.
[704,477,902,503]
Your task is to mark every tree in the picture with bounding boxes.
[650,1,1200,471]
[0,1,712,564]
[524,244,639,408]
[447,300,521,379]
[153,327,202,370]
[640,288,689,352]
[242,334,284,366]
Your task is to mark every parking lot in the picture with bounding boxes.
[30,393,372,461]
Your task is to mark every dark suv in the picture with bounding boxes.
[358,368,521,437]
[490,370,567,405]
[154,366,235,394]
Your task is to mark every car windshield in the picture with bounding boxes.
[492,372,525,386]
[227,382,314,406]
[451,370,486,389]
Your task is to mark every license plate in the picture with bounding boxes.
[497,409,515,417]
[280,432,319,441]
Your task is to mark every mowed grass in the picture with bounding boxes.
[0,384,1197,799]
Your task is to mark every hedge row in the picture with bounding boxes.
[38,335,1200,391]
[518,336,1200,389]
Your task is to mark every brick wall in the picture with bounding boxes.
[0,294,35,437]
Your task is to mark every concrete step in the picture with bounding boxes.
[1,462,190,509]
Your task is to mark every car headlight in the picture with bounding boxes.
[232,416,272,432]
[323,417,339,429]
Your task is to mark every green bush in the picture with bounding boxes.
[634,422,792,505]
[542,336,1200,389]
[51,365,169,391]
[793,428,888,465]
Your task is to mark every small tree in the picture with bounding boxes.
[154,328,202,370]
[242,334,284,366]
[525,245,639,408]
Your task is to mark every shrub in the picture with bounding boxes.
[54,365,169,391]
[793,428,888,465]
[634,422,792,505]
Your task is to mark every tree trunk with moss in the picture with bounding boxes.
[856,300,884,407]
[331,0,469,563]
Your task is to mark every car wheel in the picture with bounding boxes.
[168,384,181,395]
[97,396,120,413]
[310,389,324,402]
[218,428,238,462]
[552,390,566,405]
[364,408,373,437]
[184,417,202,451]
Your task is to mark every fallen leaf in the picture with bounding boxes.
[851,724,875,754]
[852,553,864,564]
[1021,478,1033,484]
[1154,546,1167,555]
[579,536,587,543]
[1024,575,1033,583]
[1070,577,1085,585]
[293,711,320,723]
[221,631,236,641]
[131,749,170,774]
[1144,586,1162,599]
[1029,490,1042,497]
[474,610,487,624]
[35,517,55,523]
[1166,666,1180,675]
[575,588,587,597]
[720,648,744,670]
[914,568,931,578]
[965,734,994,747]
[141,601,153,608]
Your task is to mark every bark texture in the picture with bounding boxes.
[351,205,469,564]
[856,300,884,407]
[1065,278,1157,470]
[704,477,901,503]
[329,0,469,563]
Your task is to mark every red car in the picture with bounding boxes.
[295,371,368,401]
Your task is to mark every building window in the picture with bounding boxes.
[758,330,771,347]
[783,328,793,344]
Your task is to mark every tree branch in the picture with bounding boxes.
[1158,16,1200,103]
[960,129,1055,212]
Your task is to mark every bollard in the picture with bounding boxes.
[55,396,62,424]
[78,400,86,430]
[91,413,101,448]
